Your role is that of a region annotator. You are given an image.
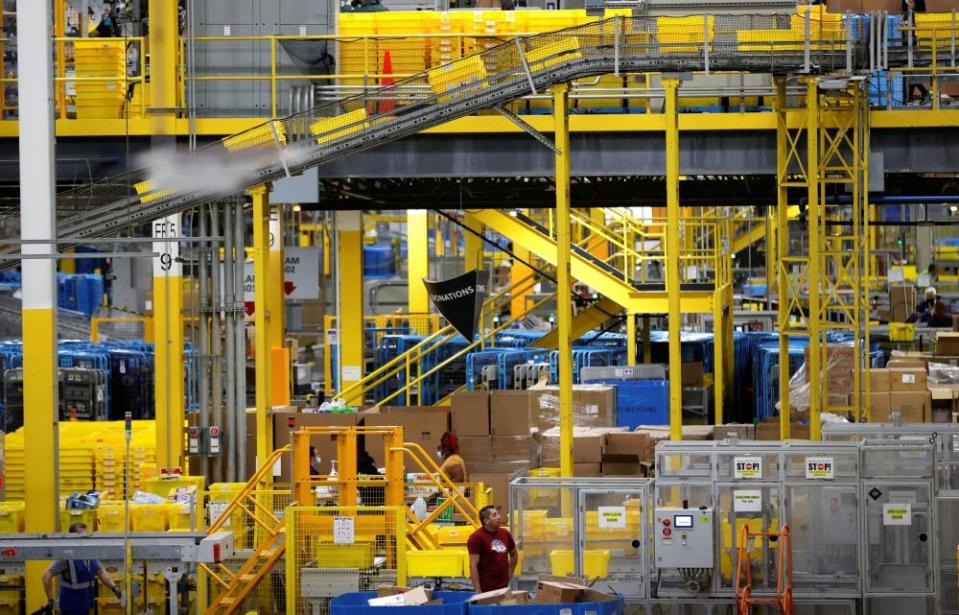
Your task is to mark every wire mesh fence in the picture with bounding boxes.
[286,506,406,615]
[49,13,913,244]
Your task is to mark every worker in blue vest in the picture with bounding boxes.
[40,522,122,615]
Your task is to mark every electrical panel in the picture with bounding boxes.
[654,506,714,569]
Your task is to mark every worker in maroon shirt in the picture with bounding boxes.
[467,505,518,593]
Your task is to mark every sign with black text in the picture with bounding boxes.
[423,270,488,341]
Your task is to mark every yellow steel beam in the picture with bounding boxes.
[531,296,621,350]
[627,313,636,366]
[0,109,955,139]
[148,0,178,133]
[664,77,683,441]
[464,212,484,272]
[269,205,289,407]
[775,77,792,441]
[407,210,430,316]
[806,78,823,441]
[153,215,185,470]
[338,211,365,402]
[712,286,724,425]
[553,83,575,478]
[252,184,274,483]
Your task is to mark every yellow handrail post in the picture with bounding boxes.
[664,76,683,441]
[553,82,574,476]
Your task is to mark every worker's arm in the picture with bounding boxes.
[41,568,56,603]
[446,462,465,483]
[508,547,519,580]
[469,553,483,593]
[96,567,122,597]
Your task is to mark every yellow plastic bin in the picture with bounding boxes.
[436,525,472,545]
[130,503,168,532]
[314,542,375,569]
[61,507,97,532]
[406,548,469,577]
[167,502,199,531]
[891,322,916,342]
[549,549,610,578]
[96,502,128,532]
[0,502,25,534]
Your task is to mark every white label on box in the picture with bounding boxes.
[734,456,763,479]
[901,373,916,384]
[597,506,626,528]
[333,516,355,544]
[584,404,599,416]
[341,365,362,382]
[882,503,912,526]
[209,501,231,527]
[805,456,835,480]
[223,25,231,36]
[299,25,307,36]
[733,489,762,512]
[889,267,905,283]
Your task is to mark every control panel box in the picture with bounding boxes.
[654,507,714,569]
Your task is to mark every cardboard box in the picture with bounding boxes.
[458,436,493,465]
[889,368,928,392]
[534,581,586,605]
[451,391,491,436]
[711,424,756,442]
[869,369,891,392]
[471,472,511,506]
[574,463,602,477]
[756,419,810,440]
[468,588,512,605]
[574,433,604,463]
[272,410,359,480]
[603,432,650,463]
[490,391,531,436]
[361,407,449,466]
[490,436,532,473]
[869,392,892,422]
[890,284,917,323]
[368,586,432,606]
[602,461,645,476]
[937,332,959,357]
[889,391,930,423]
[528,384,616,431]
[681,362,704,386]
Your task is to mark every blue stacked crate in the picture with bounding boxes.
[613,380,669,428]
[869,70,905,108]
[466,348,511,390]
[58,343,111,415]
[494,329,544,347]
[56,273,104,316]
[363,244,396,278]
[433,335,469,403]
[374,334,427,404]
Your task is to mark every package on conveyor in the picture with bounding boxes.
[531,576,617,605]
[527,384,617,432]
[782,343,858,421]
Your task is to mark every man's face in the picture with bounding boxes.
[484,508,502,529]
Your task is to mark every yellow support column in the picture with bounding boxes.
[627,313,636,366]
[338,211,365,402]
[765,208,776,311]
[153,215,185,470]
[775,77,792,441]
[553,84,575,477]
[588,208,609,260]
[269,205,290,406]
[664,77,683,441]
[252,184,275,482]
[713,291,724,425]
[19,0,59,606]
[806,79,823,441]
[148,0,178,133]
[408,210,430,316]
[511,244,533,319]
[464,213,484,272]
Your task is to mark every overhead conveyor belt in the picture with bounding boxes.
[50,13,932,245]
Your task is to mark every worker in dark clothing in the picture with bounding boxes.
[309,446,322,476]
[467,505,518,593]
[902,0,926,13]
[41,523,122,615]
[908,287,942,324]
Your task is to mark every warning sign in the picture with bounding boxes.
[805,456,835,480]
[733,490,762,513]
[597,506,626,529]
[734,456,763,479]
[333,516,356,544]
[882,503,912,526]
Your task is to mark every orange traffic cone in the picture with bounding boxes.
[379,50,396,113]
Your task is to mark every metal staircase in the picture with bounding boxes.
[201,447,290,615]
[46,14,900,247]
